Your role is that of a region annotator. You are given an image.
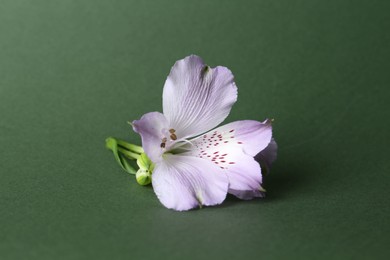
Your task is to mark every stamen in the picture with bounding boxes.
[169,129,176,133]
[170,133,177,140]
[160,137,167,148]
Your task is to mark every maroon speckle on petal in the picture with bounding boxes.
[229,130,234,133]
[229,162,235,164]
[237,142,243,144]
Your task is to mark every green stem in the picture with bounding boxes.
[116,138,144,154]
[117,146,140,160]
[118,155,137,174]
[105,137,137,175]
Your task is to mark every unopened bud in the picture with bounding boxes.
[136,169,151,186]
[135,153,155,186]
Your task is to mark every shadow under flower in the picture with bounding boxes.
[263,162,312,202]
[212,155,314,210]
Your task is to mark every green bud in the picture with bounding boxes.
[136,169,152,185]
[135,153,155,185]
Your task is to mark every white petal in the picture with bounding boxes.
[163,55,237,139]
[152,154,229,211]
[132,112,169,163]
[183,120,273,199]
[184,120,273,159]
[209,120,273,156]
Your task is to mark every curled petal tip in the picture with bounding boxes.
[265,118,274,125]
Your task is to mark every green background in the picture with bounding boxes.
[1,0,389,259]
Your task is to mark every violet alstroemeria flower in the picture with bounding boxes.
[132,55,276,211]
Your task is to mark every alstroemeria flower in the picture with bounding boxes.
[132,55,276,211]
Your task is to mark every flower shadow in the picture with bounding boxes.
[263,163,311,201]
[214,158,313,209]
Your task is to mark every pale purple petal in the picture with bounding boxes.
[186,144,263,200]
[132,112,169,163]
[255,138,278,175]
[228,189,265,200]
[212,120,273,157]
[152,154,229,211]
[183,120,273,199]
[226,154,264,200]
[163,55,237,139]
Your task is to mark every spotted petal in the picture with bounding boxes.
[163,55,238,139]
[184,120,272,199]
[152,154,229,211]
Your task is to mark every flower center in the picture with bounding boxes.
[160,128,178,148]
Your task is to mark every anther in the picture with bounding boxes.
[160,137,167,148]
[170,133,177,140]
[169,129,176,133]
